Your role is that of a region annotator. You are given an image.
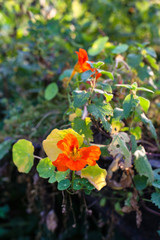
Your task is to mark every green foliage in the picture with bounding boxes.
[88,103,113,132]
[134,146,154,184]
[88,37,108,56]
[12,139,34,173]
[151,192,160,209]
[123,94,139,119]
[73,90,90,108]
[57,179,71,190]
[44,83,58,101]
[112,44,128,54]
[37,157,55,179]
[55,170,70,182]
[134,175,148,191]
[0,139,14,160]
[72,117,93,143]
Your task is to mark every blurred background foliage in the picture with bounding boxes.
[0,0,160,239]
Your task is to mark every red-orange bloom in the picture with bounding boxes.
[68,48,102,83]
[52,133,101,171]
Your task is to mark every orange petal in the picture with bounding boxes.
[52,153,69,171]
[57,133,79,156]
[79,146,101,166]
[66,158,87,171]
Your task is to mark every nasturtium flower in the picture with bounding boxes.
[69,48,102,82]
[43,129,101,172]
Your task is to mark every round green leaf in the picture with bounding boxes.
[12,139,34,173]
[37,157,55,178]
[55,170,70,182]
[112,44,129,54]
[58,179,71,190]
[44,83,58,101]
[73,179,82,190]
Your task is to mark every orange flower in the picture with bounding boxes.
[52,133,101,171]
[68,48,102,83]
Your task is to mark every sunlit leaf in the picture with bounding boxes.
[12,139,34,173]
[37,157,55,178]
[88,37,109,56]
[134,146,154,184]
[81,164,107,190]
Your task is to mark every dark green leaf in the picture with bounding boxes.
[58,179,71,190]
[151,192,160,209]
[73,90,90,108]
[0,139,14,160]
[134,175,148,190]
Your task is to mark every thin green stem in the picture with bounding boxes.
[72,171,75,189]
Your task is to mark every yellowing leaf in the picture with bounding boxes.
[81,164,107,191]
[43,128,84,162]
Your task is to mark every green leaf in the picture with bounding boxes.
[112,44,128,54]
[140,113,157,140]
[127,54,142,68]
[55,170,70,182]
[130,135,137,153]
[44,83,58,101]
[48,175,57,183]
[0,139,14,160]
[93,89,113,102]
[113,108,124,120]
[57,179,71,190]
[88,103,113,132]
[130,126,142,140]
[137,66,150,80]
[81,164,107,190]
[152,180,160,189]
[151,192,160,209]
[138,96,150,113]
[97,82,112,93]
[99,70,114,80]
[12,139,34,173]
[73,90,90,108]
[146,54,159,71]
[134,146,154,184]
[81,70,92,82]
[72,117,93,143]
[37,157,55,178]
[134,175,148,190]
[115,84,132,89]
[92,61,104,68]
[137,87,154,93]
[73,179,82,190]
[123,94,139,119]
[88,36,109,56]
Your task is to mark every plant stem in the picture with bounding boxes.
[72,171,75,189]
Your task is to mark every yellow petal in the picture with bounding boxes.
[43,128,84,162]
[81,164,107,191]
